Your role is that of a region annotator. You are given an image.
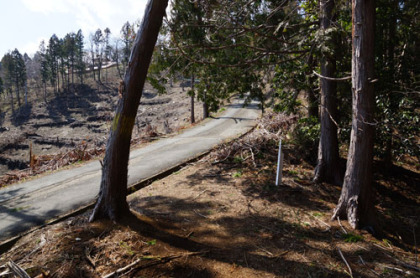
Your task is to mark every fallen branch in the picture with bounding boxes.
[358,255,381,277]
[382,265,412,275]
[102,257,143,278]
[208,111,297,166]
[313,217,331,232]
[337,217,348,235]
[337,247,353,278]
[6,261,30,278]
[192,189,209,200]
[102,251,208,278]
[194,210,209,218]
[373,243,420,272]
[384,253,420,272]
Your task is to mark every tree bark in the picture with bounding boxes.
[332,0,376,230]
[191,74,195,124]
[314,0,343,186]
[89,0,168,222]
[203,85,209,119]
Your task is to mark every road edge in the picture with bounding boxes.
[0,122,258,255]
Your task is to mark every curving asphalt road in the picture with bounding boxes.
[0,98,260,242]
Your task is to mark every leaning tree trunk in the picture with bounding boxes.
[332,0,376,230]
[89,0,168,222]
[314,0,343,186]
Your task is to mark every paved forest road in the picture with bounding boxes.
[0,99,260,242]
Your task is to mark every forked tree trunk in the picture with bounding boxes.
[314,0,343,186]
[332,0,376,230]
[89,0,168,222]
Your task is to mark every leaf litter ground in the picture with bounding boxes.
[0,114,419,278]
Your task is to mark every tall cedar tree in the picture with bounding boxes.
[314,0,343,185]
[332,0,376,230]
[47,35,60,93]
[1,49,26,108]
[90,0,168,222]
[93,29,104,82]
[75,30,85,84]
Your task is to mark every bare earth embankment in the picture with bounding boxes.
[0,79,202,185]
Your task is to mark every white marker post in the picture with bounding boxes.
[276,139,283,186]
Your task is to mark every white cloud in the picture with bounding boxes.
[9,0,152,56]
[21,0,146,36]
[21,0,70,14]
[19,36,48,56]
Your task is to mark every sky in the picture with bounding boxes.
[0,0,150,58]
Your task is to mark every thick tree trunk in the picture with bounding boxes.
[191,74,195,124]
[332,0,376,230]
[89,0,168,222]
[314,0,343,185]
[203,86,209,119]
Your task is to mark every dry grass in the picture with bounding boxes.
[0,112,419,278]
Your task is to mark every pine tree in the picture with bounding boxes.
[75,30,85,84]
[1,50,26,108]
[93,29,104,82]
[39,40,50,101]
[63,32,77,87]
[47,35,60,93]
[104,28,112,83]
[120,21,136,72]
